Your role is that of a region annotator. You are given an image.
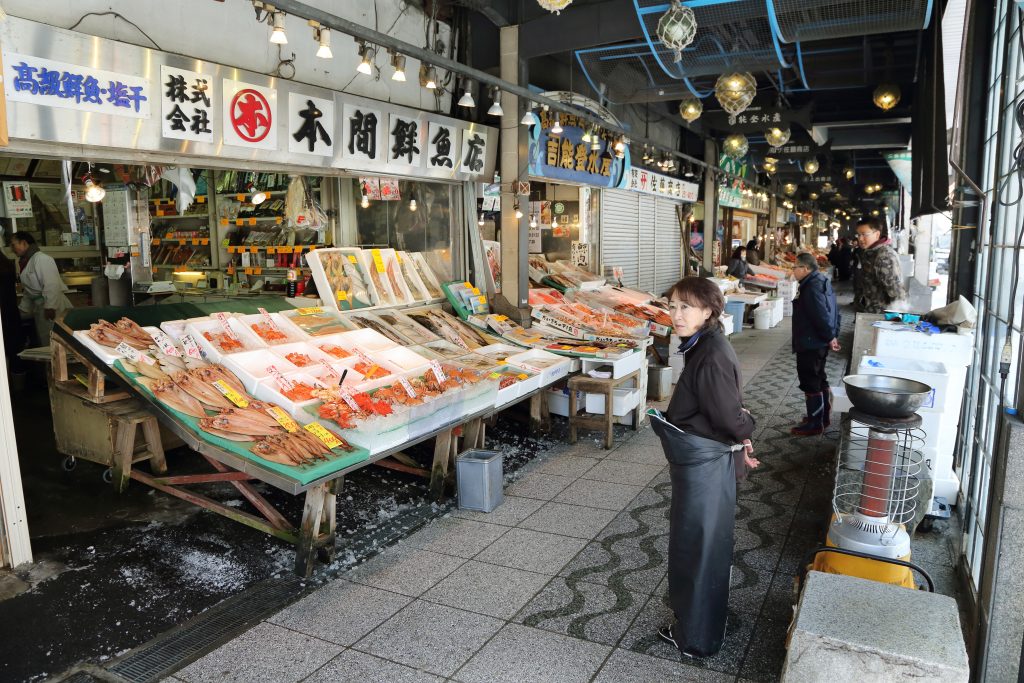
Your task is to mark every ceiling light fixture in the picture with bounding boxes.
[536,0,573,14]
[514,201,524,219]
[457,79,475,108]
[591,137,601,151]
[419,64,437,89]
[269,10,288,44]
[804,157,820,175]
[486,86,503,117]
[679,98,702,123]
[723,133,749,159]
[873,83,901,111]
[530,214,538,228]
[245,181,267,205]
[783,182,798,196]
[360,194,369,208]
[765,126,790,148]
[312,24,332,59]
[551,114,563,134]
[714,72,757,124]
[656,0,698,62]
[409,199,417,212]
[478,213,485,226]
[389,51,407,82]
[521,103,535,126]
[843,165,855,180]
[82,174,105,203]
[356,42,374,75]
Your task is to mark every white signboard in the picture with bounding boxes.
[625,167,699,202]
[386,113,424,168]
[426,121,459,171]
[5,51,151,118]
[288,92,334,157]
[222,79,277,150]
[160,65,214,142]
[528,222,542,253]
[459,128,489,176]
[342,102,384,165]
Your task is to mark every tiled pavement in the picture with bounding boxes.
[169,305,962,683]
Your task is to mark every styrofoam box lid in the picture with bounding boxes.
[334,327,400,353]
[375,346,430,372]
[224,349,299,377]
[858,355,949,375]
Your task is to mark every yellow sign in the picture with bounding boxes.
[371,249,385,273]
[268,406,299,433]
[296,307,323,316]
[304,422,342,449]
[213,380,249,408]
[347,254,358,264]
[337,291,348,302]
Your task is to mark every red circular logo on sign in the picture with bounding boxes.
[230,89,272,143]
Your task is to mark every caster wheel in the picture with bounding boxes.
[61,456,76,472]
[917,518,934,534]
[102,468,113,484]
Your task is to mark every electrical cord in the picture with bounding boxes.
[67,11,162,50]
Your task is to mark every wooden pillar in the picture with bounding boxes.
[702,138,719,273]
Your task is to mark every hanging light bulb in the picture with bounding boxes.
[521,103,535,126]
[590,135,601,151]
[419,64,437,90]
[360,194,369,208]
[809,192,819,200]
[783,182,798,196]
[82,174,105,203]
[765,126,790,148]
[762,156,777,175]
[245,181,267,205]
[656,0,698,62]
[678,98,702,123]
[873,83,901,111]
[714,72,756,124]
[311,24,332,59]
[551,214,558,228]
[478,213,485,226]
[723,133,749,159]
[486,87,503,116]
[551,114,563,134]
[514,201,524,219]
[804,157,820,175]
[409,199,417,212]
[843,165,855,180]
[269,11,288,44]
[458,79,475,108]
[684,165,695,178]
[389,51,407,82]
[530,214,538,228]
[356,43,374,75]
[583,129,593,144]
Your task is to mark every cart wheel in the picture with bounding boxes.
[917,517,934,534]
[102,468,113,484]
[61,456,76,472]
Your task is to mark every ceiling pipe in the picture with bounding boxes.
[268,0,776,194]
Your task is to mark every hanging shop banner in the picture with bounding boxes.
[160,65,214,143]
[527,109,629,189]
[718,154,750,179]
[885,151,912,193]
[625,167,698,202]
[703,104,812,134]
[0,17,496,182]
[6,51,151,118]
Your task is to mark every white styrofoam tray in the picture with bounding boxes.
[585,387,641,416]
[253,371,326,422]
[235,312,308,346]
[506,348,572,386]
[160,318,208,342]
[221,349,299,394]
[333,327,400,354]
[186,317,265,363]
[581,349,644,379]
[268,342,341,373]
[73,326,162,366]
[375,346,431,373]
[277,308,356,337]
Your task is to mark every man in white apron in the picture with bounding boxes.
[10,231,72,346]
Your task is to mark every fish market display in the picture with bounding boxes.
[250,321,288,343]
[374,312,439,346]
[283,311,350,336]
[406,308,498,350]
[353,360,391,380]
[347,312,410,345]
[319,343,352,359]
[86,318,154,350]
[203,330,246,353]
[408,254,444,298]
[279,382,317,402]
[285,352,316,367]
[316,251,374,308]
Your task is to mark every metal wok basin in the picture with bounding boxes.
[842,374,933,418]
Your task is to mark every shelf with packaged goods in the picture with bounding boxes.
[218,216,287,227]
[224,244,320,254]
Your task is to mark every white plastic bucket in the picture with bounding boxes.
[753,308,772,330]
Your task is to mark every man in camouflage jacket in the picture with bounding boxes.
[853,219,904,313]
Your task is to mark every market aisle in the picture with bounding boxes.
[167,311,848,683]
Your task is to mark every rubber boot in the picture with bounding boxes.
[791,393,825,436]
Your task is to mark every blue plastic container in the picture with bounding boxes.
[723,301,746,334]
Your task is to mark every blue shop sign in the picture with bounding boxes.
[527,110,629,189]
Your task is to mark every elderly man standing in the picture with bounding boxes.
[790,252,841,436]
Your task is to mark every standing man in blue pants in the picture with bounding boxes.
[790,252,841,436]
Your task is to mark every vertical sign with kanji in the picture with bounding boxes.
[160,65,213,142]
[222,79,277,150]
[426,121,459,170]
[387,113,423,168]
[342,102,382,165]
[288,92,334,156]
[459,128,488,176]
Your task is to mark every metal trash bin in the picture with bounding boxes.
[456,449,504,512]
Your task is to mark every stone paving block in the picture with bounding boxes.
[268,580,411,646]
[304,649,444,683]
[454,623,610,683]
[593,647,735,682]
[782,571,969,683]
[735,499,799,538]
[554,478,644,510]
[346,548,466,597]
[534,454,600,478]
[176,622,343,683]
[450,494,545,527]
[583,459,664,487]
[404,517,508,559]
[422,559,551,619]
[476,527,589,575]
[738,614,790,683]
[517,575,647,645]
[506,472,575,500]
[519,501,619,539]
[734,527,786,572]
[909,532,955,567]
[605,441,669,467]
[354,600,503,677]
[560,539,668,595]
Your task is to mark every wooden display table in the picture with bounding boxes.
[567,370,642,449]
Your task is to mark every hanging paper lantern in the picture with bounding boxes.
[804,157,820,175]
[714,72,757,124]
[809,192,819,200]
[537,0,573,14]
[843,165,855,180]
[657,0,698,62]
[873,83,901,111]
[783,182,798,196]
[723,133,749,159]
[679,98,702,123]
[765,126,790,148]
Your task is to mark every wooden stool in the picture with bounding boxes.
[568,370,641,449]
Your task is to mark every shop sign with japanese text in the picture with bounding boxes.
[527,109,628,189]
[625,168,698,202]
[5,52,151,118]
[222,79,277,150]
[160,65,214,142]
[288,93,334,156]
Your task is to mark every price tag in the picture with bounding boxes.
[477,295,487,304]
[471,287,480,295]
[398,376,418,398]
[236,193,246,201]
[248,218,257,227]
[429,360,447,383]
[268,406,299,433]
[249,245,258,253]
[337,291,348,302]
[396,252,403,263]
[354,349,375,368]
[463,281,472,288]
[488,371,502,380]
[267,365,296,392]
[517,373,530,380]
[180,333,204,359]
[296,307,323,316]
[150,330,181,357]
[221,238,230,248]
[371,249,385,273]
[337,386,359,411]
[213,380,249,407]
[257,307,280,334]
[115,342,156,366]
[213,312,238,340]
[304,422,342,449]
[318,360,341,380]
[191,238,200,246]
[494,315,508,322]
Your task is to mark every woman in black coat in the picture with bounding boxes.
[652,277,759,658]
[725,246,749,280]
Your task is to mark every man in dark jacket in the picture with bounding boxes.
[790,252,840,436]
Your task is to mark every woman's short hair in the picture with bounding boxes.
[746,239,758,251]
[731,245,746,260]
[665,277,725,332]
[796,252,819,271]
[10,231,35,245]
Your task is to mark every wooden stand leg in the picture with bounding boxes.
[317,479,339,564]
[429,429,454,501]
[52,340,69,382]
[111,421,137,493]
[295,484,328,577]
[530,391,552,435]
[603,387,614,450]
[141,418,168,475]
[568,391,579,444]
